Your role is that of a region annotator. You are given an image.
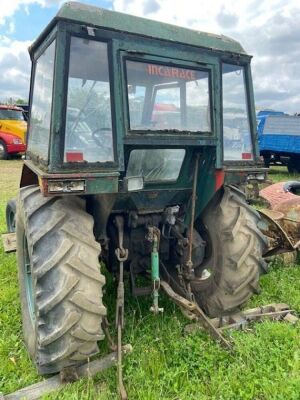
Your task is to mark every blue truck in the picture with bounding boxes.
[257,110,300,173]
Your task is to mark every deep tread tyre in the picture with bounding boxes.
[193,185,268,317]
[16,185,106,374]
[6,198,16,232]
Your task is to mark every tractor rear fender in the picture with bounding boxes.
[257,209,296,257]
[259,181,300,256]
[20,162,39,188]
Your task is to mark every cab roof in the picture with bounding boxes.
[30,1,247,56]
[0,105,24,111]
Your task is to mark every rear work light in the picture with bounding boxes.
[47,180,85,193]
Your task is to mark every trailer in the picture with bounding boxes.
[257,110,300,172]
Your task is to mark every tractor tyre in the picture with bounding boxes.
[6,199,16,232]
[16,185,106,374]
[0,140,8,160]
[193,185,268,318]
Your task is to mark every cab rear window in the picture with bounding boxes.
[126,60,211,133]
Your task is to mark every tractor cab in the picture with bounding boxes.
[23,2,263,211]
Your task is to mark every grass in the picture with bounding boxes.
[0,161,300,399]
[266,166,300,183]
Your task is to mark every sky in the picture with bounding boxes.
[0,0,299,114]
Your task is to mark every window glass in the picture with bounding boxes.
[127,149,185,182]
[222,64,253,160]
[126,60,211,133]
[128,85,146,128]
[0,109,25,120]
[65,37,113,163]
[153,86,181,130]
[28,40,56,160]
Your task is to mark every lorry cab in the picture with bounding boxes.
[0,105,27,143]
[0,105,27,159]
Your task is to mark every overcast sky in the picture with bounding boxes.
[0,0,299,114]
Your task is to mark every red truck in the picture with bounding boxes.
[0,131,27,159]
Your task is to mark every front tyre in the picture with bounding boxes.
[193,186,268,317]
[16,186,106,374]
[0,140,8,160]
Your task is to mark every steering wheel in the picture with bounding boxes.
[92,128,112,148]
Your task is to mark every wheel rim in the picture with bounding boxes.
[191,224,215,290]
[23,234,35,321]
[0,143,4,158]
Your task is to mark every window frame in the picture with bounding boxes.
[27,32,57,166]
[221,59,259,164]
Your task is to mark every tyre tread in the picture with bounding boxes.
[17,185,106,374]
[194,185,267,317]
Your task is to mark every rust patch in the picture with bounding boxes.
[260,181,297,208]
[259,182,300,250]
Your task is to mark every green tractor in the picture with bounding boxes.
[16,2,267,377]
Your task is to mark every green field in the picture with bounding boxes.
[0,160,300,399]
